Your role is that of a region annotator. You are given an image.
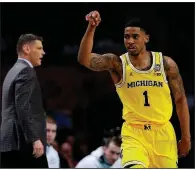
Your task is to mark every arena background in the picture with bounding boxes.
[1,2,195,168]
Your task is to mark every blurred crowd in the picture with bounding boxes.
[46,116,122,168]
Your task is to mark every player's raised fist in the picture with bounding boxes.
[85,10,101,26]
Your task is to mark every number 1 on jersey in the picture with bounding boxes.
[143,91,150,106]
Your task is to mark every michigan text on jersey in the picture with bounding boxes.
[127,80,163,88]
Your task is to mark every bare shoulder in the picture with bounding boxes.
[163,56,179,76]
[163,56,186,99]
[89,53,121,71]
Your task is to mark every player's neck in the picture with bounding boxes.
[129,50,150,63]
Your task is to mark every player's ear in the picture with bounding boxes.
[145,34,150,43]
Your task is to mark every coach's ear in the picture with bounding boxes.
[23,44,30,54]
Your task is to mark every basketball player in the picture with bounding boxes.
[77,10,191,168]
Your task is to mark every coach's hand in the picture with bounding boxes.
[33,140,44,158]
[85,10,101,27]
[178,138,191,158]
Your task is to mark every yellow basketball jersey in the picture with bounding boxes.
[115,51,173,124]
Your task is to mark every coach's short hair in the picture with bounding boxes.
[16,33,43,54]
[125,18,149,35]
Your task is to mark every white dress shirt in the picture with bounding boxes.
[46,145,60,168]
[18,57,33,68]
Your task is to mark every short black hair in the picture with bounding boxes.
[16,33,43,54]
[125,18,149,35]
[105,136,122,147]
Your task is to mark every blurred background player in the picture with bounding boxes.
[77,10,191,168]
[59,141,77,168]
[76,128,122,168]
[46,116,60,168]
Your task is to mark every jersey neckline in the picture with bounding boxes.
[125,51,155,74]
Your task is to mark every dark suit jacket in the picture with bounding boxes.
[0,59,46,152]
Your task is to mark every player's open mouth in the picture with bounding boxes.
[128,47,136,51]
[128,46,136,49]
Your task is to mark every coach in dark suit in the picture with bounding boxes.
[0,34,48,168]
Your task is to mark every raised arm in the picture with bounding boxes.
[78,10,119,72]
[163,56,191,157]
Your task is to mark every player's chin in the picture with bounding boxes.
[129,51,139,56]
